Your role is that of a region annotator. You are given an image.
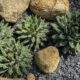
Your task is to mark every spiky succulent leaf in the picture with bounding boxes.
[0,38,32,77]
[16,16,49,51]
[51,11,80,54]
[0,21,13,40]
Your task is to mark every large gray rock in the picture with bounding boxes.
[30,0,69,20]
[0,0,30,22]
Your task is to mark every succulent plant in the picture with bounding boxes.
[0,20,13,40]
[0,38,32,77]
[15,16,49,51]
[51,11,80,54]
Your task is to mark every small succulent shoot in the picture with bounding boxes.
[0,38,32,77]
[15,15,49,51]
[0,20,13,40]
[51,11,80,54]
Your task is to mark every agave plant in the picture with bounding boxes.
[51,11,80,54]
[0,38,32,77]
[15,16,49,51]
[0,20,13,40]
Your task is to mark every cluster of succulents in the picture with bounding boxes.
[0,21,32,77]
[0,38,32,77]
[51,11,80,54]
[15,16,49,51]
[0,15,49,78]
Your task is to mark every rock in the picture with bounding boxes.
[35,46,60,73]
[30,0,69,20]
[27,73,36,80]
[0,77,24,80]
[0,0,30,22]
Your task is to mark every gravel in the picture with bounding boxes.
[70,0,80,10]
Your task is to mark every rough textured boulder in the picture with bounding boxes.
[30,0,69,20]
[35,46,60,73]
[0,0,30,22]
[27,73,36,80]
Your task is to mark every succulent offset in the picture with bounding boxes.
[0,38,32,77]
[16,16,49,51]
[51,11,80,54]
[0,21,13,40]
